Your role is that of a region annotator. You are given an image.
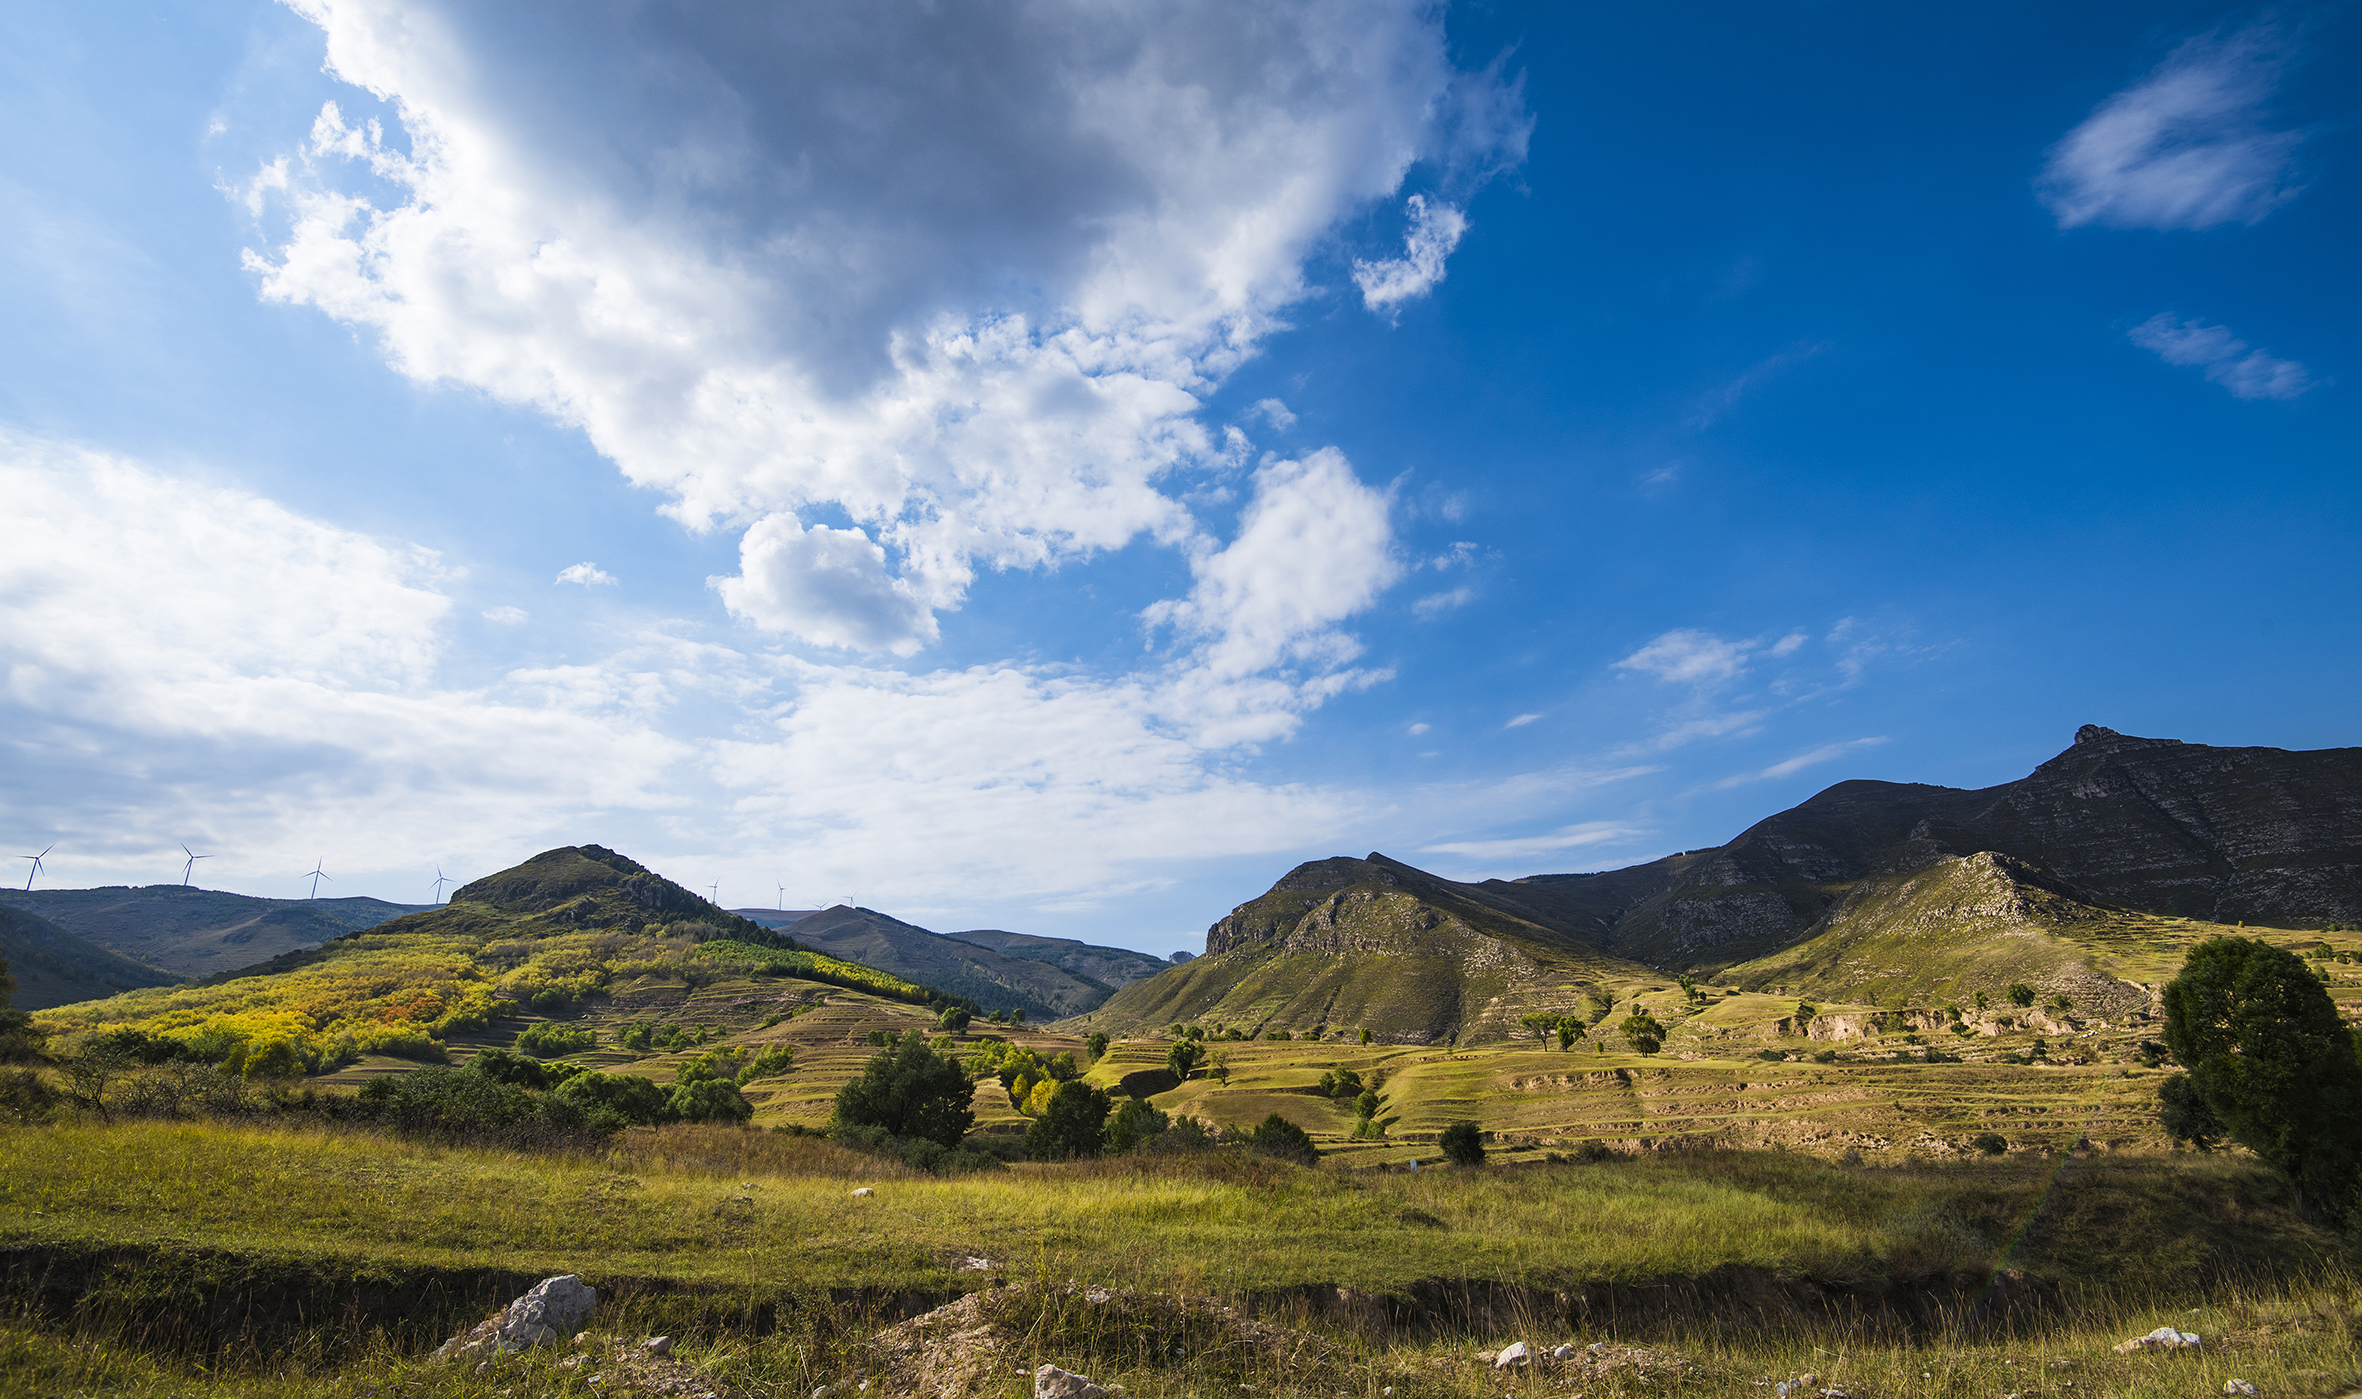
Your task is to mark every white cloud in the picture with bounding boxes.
[711,515,937,656]
[555,562,616,587]
[1710,737,1887,790]
[1505,712,1541,729]
[1411,586,1473,619]
[481,605,529,624]
[2129,313,2314,400]
[1352,194,1470,314]
[1768,630,1807,657]
[0,433,690,879]
[1614,628,1756,686]
[1406,722,1430,736]
[246,0,1525,653]
[2038,27,2303,231]
[1418,821,1647,865]
[1251,398,1298,432]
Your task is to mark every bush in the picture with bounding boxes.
[355,1066,595,1147]
[1620,1011,1666,1056]
[1246,1112,1317,1166]
[1166,1039,1205,1079]
[1085,1032,1108,1059]
[1971,1132,2008,1156]
[2006,983,2037,1007]
[668,1078,754,1124]
[1106,1097,1168,1154]
[1027,1080,1112,1160]
[0,1066,58,1124]
[832,1030,975,1148]
[1438,1119,1485,1167]
[515,1021,596,1056]
[553,1070,670,1130]
[736,1042,795,1084]
[937,1006,972,1033]
[467,1047,585,1090]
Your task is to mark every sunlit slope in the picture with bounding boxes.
[1072,854,1656,1044]
[32,845,954,1070]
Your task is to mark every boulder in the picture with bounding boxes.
[2113,1327,2201,1354]
[1036,1362,1109,1399]
[433,1274,598,1361]
[1496,1342,1531,1368]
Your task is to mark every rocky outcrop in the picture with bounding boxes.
[434,1274,597,1361]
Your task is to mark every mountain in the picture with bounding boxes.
[784,907,1140,1020]
[0,886,429,977]
[1078,726,2362,1041]
[1075,853,1658,1043]
[729,908,820,927]
[1580,724,2362,971]
[0,904,182,1010]
[938,927,1171,990]
[35,845,956,1067]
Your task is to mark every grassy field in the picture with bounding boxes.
[0,1118,2355,1398]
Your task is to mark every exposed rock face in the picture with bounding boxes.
[434,1274,597,1361]
[1598,726,2362,968]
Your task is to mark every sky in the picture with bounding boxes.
[2,1,2355,957]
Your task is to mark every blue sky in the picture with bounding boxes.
[2,1,2354,956]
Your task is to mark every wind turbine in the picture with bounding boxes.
[707,880,721,907]
[431,865,454,904]
[179,844,209,886]
[776,882,786,911]
[18,844,52,891]
[304,859,331,900]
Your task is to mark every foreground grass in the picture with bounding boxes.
[0,1120,2342,1298]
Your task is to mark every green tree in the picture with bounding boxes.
[1027,1080,1111,1160]
[1166,1038,1206,1080]
[2163,936,2362,1219]
[1085,1031,1109,1060]
[2006,983,2036,1007]
[1518,1012,1558,1046]
[1107,1096,1169,1153]
[1438,1119,1485,1166]
[936,1005,972,1033]
[2158,1073,2225,1151]
[1358,1027,1372,1045]
[1555,1020,1578,1051]
[1247,1112,1318,1166]
[1207,1048,1232,1085]
[554,1071,670,1130]
[668,1077,753,1124]
[832,1030,977,1149]
[1620,1011,1667,1056]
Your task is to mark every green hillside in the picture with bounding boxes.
[0,905,180,1009]
[31,846,956,1072]
[1073,854,1655,1043]
[784,905,1119,1020]
[0,885,428,977]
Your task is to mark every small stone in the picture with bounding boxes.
[851,1187,876,1198]
[2224,1383,2257,1397]
[2113,1327,2201,1354]
[1553,1344,1577,1361]
[1036,1362,1110,1399]
[1497,1342,1532,1368]
[645,1336,673,1356]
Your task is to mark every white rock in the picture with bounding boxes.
[2113,1327,2201,1354]
[645,1336,673,1356]
[851,1187,876,1198]
[494,1275,598,1354]
[1552,1344,1577,1360]
[1035,1362,1109,1399]
[1497,1342,1532,1368]
[2224,1382,2256,1396]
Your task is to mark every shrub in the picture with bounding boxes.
[553,1070,670,1130]
[355,1066,594,1147]
[0,1066,58,1124]
[1085,1031,1108,1059]
[2006,983,2037,1007]
[832,1030,975,1148]
[1971,1132,2007,1156]
[1107,1096,1169,1154]
[1620,1011,1666,1056]
[1246,1112,1318,1166]
[736,1043,795,1084]
[515,1021,596,1056]
[937,1006,972,1033]
[668,1078,754,1124]
[1166,1039,1205,1079]
[1438,1119,1485,1166]
[1027,1080,1112,1160]
[468,1047,584,1090]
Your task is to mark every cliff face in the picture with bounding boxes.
[1599,726,2362,969]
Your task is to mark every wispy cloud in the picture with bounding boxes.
[1688,342,1825,429]
[2129,314,2314,400]
[1419,820,1648,864]
[481,605,530,624]
[1614,629,1758,686]
[555,562,617,587]
[1504,712,1541,728]
[1353,194,1470,315]
[1710,737,1887,790]
[1412,586,1474,619]
[2039,26,2303,231]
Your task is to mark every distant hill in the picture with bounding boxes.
[0,904,181,1009]
[785,907,1130,1020]
[0,886,428,977]
[728,908,820,927]
[939,927,1171,991]
[35,845,964,1070]
[1079,726,2362,1041]
[1076,852,1657,1044]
